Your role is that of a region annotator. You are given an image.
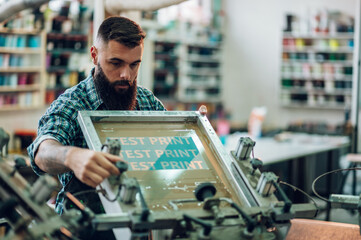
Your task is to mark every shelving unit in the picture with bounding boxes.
[152,41,179,99]
[280,32,354,109]
[178,42,222,103]
[45,31,89,104]
[0,29,46,111]
[44,1,91,104]
[151,41,223,103]
[148,40,223,126]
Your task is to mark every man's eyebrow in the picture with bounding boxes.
[108,57,124,62]
[108,58,142,64]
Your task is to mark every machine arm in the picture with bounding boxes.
[0,0,49,23]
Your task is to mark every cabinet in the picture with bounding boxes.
[0,29,46,110]
[280,32,354,109]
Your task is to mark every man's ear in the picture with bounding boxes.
[90,46,98,64]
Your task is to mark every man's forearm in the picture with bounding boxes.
[34,139,72,175]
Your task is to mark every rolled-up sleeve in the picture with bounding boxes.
[27,101,81,176]
[27,135,59,175]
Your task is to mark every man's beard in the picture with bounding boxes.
[93,64,137,110]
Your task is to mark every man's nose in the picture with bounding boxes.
[119,65,131,80]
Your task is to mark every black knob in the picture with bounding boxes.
[10,157,27,176]
[115,161,128,173]
[14,157,27,169]
[195,182,216,201]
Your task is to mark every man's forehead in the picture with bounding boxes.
[106,40,143,49]
[103,41,143,59]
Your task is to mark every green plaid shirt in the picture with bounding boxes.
[27,69,166,214]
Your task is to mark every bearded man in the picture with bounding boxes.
[27,16,166,222]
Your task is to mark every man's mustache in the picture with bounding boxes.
[112,80,132,87]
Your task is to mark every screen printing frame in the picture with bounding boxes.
[77,111,262,217]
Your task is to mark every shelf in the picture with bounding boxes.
[187,54,221,62]
[0,67,42,73]
[0,28,42,35]
[46,66,68,72]
[186,69,220,76]
[178,96,222,103]
[46,86,68,91]
[0,84,41,92]
[154,53,178,60]
[281,88,352,95]
[154,68,178,74]
[281,73,353,81]
[281,102,350,110]
[47,48,87,54]
[0,104,43,111]
[283,32,354,39]
[0,47,42,54]
[282,60,353,66]
[282,47,353,53]
[184,41,221,48]
[183,83,220,89]
[47,31,88,36]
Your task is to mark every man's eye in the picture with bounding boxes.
[131,63,139,68]
[111,62,120,66]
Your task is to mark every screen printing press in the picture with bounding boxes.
[0,110,328,240]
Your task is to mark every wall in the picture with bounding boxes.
[222,0,358,129]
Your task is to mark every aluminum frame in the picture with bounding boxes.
[77,110,260,209]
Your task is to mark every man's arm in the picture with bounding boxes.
[35,139,122,188]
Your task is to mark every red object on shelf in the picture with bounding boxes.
[14,129,37,152]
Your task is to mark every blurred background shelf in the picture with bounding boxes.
[0,29,46,111]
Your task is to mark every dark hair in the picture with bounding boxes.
[96,16,146,48]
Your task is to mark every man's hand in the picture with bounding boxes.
[35,139,123,188]
[64,147,122,188]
